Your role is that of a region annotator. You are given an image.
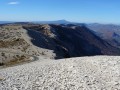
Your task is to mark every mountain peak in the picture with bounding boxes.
[57,19,68,22]
[33,20,71,24]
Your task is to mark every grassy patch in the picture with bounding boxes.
[2,55,31,67]
[0,39,27,48]
[0,62,4,66]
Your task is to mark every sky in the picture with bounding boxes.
[0,0,120,24]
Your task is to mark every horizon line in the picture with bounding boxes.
[0,20,120,25]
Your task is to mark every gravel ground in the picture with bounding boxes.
[0,56,120,90]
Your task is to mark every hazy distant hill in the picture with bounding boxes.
[0,21,14,24]
[87,23,120,48]
[34,20,72,24]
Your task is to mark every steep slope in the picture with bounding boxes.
[23,24,120,57]
[0,56,120,90]
[87,23,120,48]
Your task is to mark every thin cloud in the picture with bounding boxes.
[8,1,19,5]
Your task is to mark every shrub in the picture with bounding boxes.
[0,62,4,66]
[1,52,5,57]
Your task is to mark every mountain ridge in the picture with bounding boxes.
[0,23,120,66]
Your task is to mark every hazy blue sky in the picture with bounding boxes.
[0,0,120,23]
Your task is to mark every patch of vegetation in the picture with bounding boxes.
[0,76,4,81]
[41,52,45,55]
[0,39,27,48]
[1,52,5,57]
[0,62,4,66]
[3,55,30,67]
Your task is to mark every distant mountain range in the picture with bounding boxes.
[0,20,78,24]
[0,21,14,24]
[0,20,69,24]
[34,20,72,24]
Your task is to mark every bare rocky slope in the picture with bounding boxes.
[0,23,120,66]
[0,56,120,90]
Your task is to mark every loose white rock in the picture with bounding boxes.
[0,56,120,90]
